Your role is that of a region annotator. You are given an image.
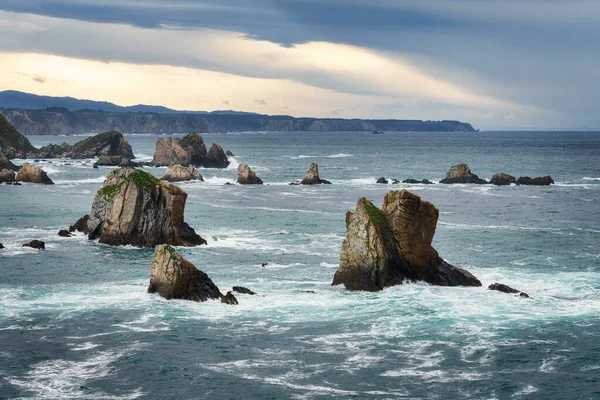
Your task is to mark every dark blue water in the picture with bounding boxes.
[1,131,599,399]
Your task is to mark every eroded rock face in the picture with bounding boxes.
[71,168,206,247]
[0,168,16,183]
[237,164,263,185]
[440,164,487,184]
[161,164,203,182]
[300,163,331,185]
[490,173,516,186]
[148,245,222,302]
[516,176,554,186]
[15,163,54,185]
[151,133,229,168]
[489,283,529,298]
[332,190,481,291]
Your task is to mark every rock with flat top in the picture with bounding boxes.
[16,163,54,185]
[237,164,263,184]
[516,176,554,186]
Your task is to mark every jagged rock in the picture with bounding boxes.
[332,190,481,291]
[225,150,235,157]
[151,133,229,168]
[440,164,487,184]
[300,163,331,185]
[71,168,206,247]
[23,240,45,250]
[232,286,256,295]
[0,168,16,183]
[402,179,434,184]
[490,173,516,186]
[161,164,203,182]
[237,164,263,185]
[0,150,18,172]
[221,291,239,305]
[376,177,388,184]
[489,283,529,298]
[16,163,54,185]
[148,245,222,301]
[516,176,554,186]
[37,131,135,159]
[69,214,91,234]
[57,230,73,237]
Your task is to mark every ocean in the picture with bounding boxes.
[1,131,599,399]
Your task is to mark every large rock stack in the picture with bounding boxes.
[332,190,481,291]
[300,163,331,185]
[151,133,229,168]
[237,164,263,184]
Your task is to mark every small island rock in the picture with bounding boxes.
[237,164,263,185]
[57,230,73,237]
[440,164,487,184]
[232,286,256,295]
[489,283,529,298]
[516,176,554,186]
[490,173,516,186]
[402,179,435,184]
[151,133,229,168]
[300,163,331,185]
[161,164,203,182]
[221,291,239,305]
[0,168,16,183]
[376,177,388,184]
[23,240,45,250]
[16,163,54,185]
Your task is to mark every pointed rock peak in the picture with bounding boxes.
[237,164,263,184]
[300,163,331,185]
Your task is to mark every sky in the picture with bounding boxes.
[0,0,598,130]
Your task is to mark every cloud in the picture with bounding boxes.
[254,99,267,105]
[221,100,230,105]
[32,75,48,83]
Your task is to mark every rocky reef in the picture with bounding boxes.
[15,163,54,184]
[151,133,229,168]
[516,176,554,186]
[332,190,481,291]
[490,173,516,186]
[299,163,331,185]
[237,164,263,184]
[161,164,203,182]
[440,164,487,184]
[489,283,529,298]
[70,168,205,247]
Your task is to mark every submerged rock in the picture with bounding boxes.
[151,133,229,168]
[490,173,516,186]
[71,168,205,247]
[332,190,481,291]
[516,176,554,186]
[440,164,487,184]
[148,245,222,302]
[57,230,73,237]
[161,164,203,182]
[221,291,239,305]
[232,286,256,295]
[376,177,388,184]
[300,163,331,185]
[489,283,529,298]
[237,164,263,185]
[0,168,16,183]
[16,163,54,185]
[23,240,45,250]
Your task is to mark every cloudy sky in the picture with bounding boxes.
[0,0,598,129]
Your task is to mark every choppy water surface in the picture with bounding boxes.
[1,131,599,399]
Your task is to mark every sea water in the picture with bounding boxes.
[0,131,599,399]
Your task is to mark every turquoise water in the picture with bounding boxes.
[1,131,599,399]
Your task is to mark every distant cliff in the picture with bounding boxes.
[1,108,476,135]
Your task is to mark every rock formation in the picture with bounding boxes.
[232,286,256,295]
[376,177,388,184]
[94,155,138,167]
[161,164,203,182]
[0,149,18,172]
[221,292,239,305]
[237,164,263,185]
[70,168,205,247]
[440,164,487,184]
[489,283,529,298]
[300,163,331,185]
[23,240,45,250]
[0,113,36,158]
[58,230,73,237]
[0,168,16,183]
[0,243,4,249]
[36,131,135,159]
[151,133,229,168]
[332,190,481,291]
[516,176,554,186]
[490,173,516,186]
[225,150,235,157]
[148,245,222,302]
[402,179,434,184]
[15,163,54,184]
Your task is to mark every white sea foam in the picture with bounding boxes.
[53,176,107,185]
[326,153,353,158]
[582,177,600,181]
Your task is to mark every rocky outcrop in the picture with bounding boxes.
[376,177,388,184]
[402,179,434,184]
[300,163,331,185]
[516,176,554,186]
[0,243,4,249]
[489,283,529,298]
[148,245,222,302]
[221,291,239,305]
[440,164,487,184]
[0,113,36,158]
[23,240,45,250]
[151,133,229,168]
[71,168,206,247]
[0,149,18,172]
[161,164,203,182]
[490,173,516,186]
[36,131,135,159]
[332,190,481,291]
[0,168,16,183]
[225,150,235,157]
[58,230,73,237]
[237,164,263,185]
[94,155,137,167]
[232,286,256,295]
[15,163,54,184]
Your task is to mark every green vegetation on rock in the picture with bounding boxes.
[361,198,389,229]
[162,244,179,262]
[100,169,161,200]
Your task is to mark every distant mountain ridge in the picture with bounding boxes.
[0,91,477,135]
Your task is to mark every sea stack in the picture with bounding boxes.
[300,163,331,185]
[15,163,54,185]
[237,164,263,184]
[332,190,481,291]
[161,164,203,182]
[151,133,229,168]
[440,164,487,184]
[70,168,206,247]
[148,245,222,302]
